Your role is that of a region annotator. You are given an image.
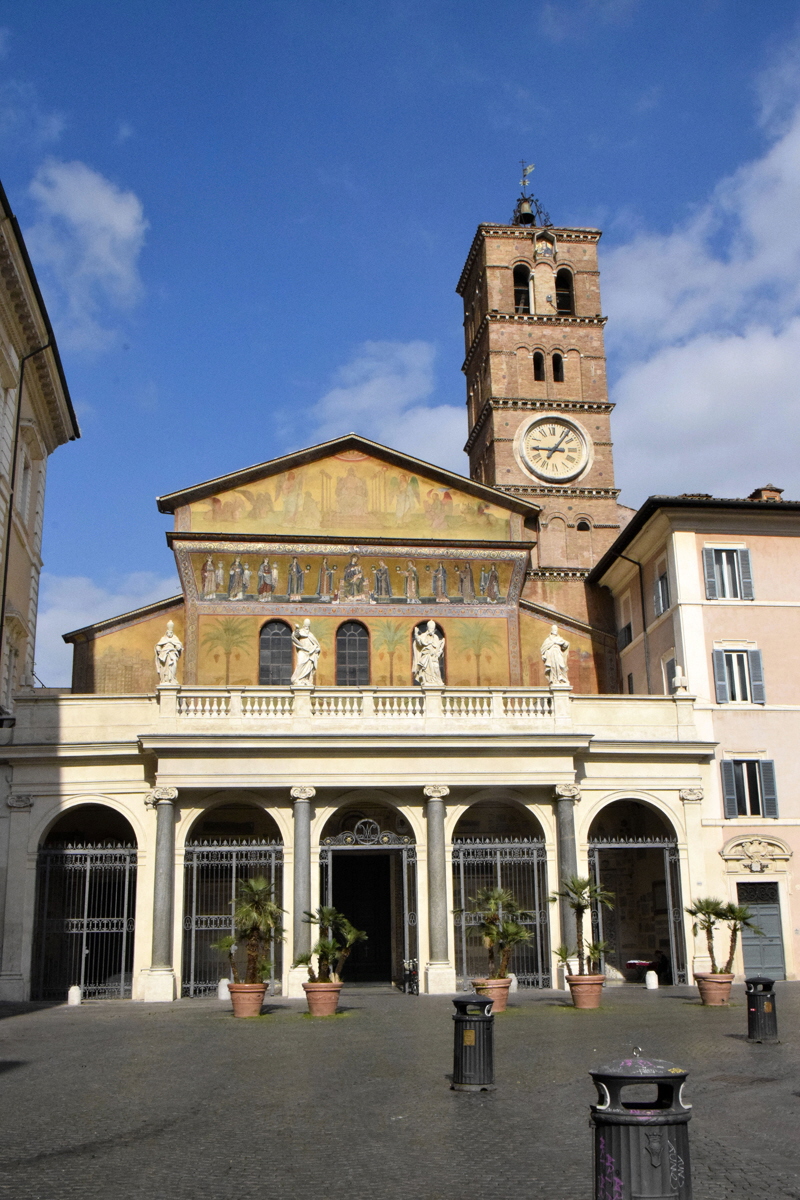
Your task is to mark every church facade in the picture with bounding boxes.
[0,208,795,1003]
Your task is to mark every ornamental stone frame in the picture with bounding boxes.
[720,836,792,874]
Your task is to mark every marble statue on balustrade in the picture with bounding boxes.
[413,620,445,686]
[372,560,392,598]
[228,558,245,601]
[288,556,304,598]
[291,619,320,686]
[541,624,570,685]
[155,621,183,684]
[398,560,420,603]
[432,561,448,602]
[201,556,216,600]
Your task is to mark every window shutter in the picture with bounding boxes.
[721,760,738,818]
[759,760,778,818]
[702,548,718,598]
[748,650,765,704]
[653,581,663,617]
[739,549,754,599]
[712,650,729,703]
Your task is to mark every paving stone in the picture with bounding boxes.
[0,983,797,1199]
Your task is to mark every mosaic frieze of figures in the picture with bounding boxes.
[189,551,520,607]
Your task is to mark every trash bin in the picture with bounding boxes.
[590,1048,692,1199]
[451,994,495,1092]
[746,975,778,1043]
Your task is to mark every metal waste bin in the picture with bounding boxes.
[590,1049,692,1199]
[746,975,778,1043]
[451,994,495,1091]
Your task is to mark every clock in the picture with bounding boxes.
[519,416,589,482]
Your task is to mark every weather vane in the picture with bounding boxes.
[519,161,536,194]
[512,160,551,227]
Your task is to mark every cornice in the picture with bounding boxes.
[462,311,607,372]
[528,567,590,580]
[498,485,621,500]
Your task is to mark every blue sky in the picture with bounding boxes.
[2,0,800,682]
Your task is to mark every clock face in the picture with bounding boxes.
[520,417,589,482]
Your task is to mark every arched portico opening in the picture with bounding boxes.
[32,804,138,1001]
[182,797,283,997]
[452,800,551,989]
[588,799,687,984]
[319,798,416,988]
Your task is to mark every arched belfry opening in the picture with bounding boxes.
[32,805,138,1001]
[587,800,687,984]
[451,799,551,988]
[182,797,283,997]
[319,798,417,987]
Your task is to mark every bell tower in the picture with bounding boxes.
[457,180,628,569]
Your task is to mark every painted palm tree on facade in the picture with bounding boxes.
[456,621,501,686]
[372,620,410,685]
[201,617,251,685]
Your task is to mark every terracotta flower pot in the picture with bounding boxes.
[303,981,343,1016]
[566,974,605,1009]
[471,977,512,1013]
[228,982,267,1018]
[694,972,734,1006]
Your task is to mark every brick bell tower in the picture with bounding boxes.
[457,178,629,571]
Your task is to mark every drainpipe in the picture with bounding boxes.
[617,552,652,695]
[0,342,51,718]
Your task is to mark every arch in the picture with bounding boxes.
[513,263,531,314]
[320,793,414,842]
[186,798,283,843]
[576,518,591,532]
[540,514,568,566]
[259,619,293,686]
[588,798,677,842]
[533,350,545,382]
[453,799,544,840]
[552,352,565,383]
[42,803,137,846]
[336,620,370,685]
[555,267,574,315]
[411,620,446,685]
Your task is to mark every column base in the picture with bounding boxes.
[140,968,176,1002]
[286,966,310,998]
[424,961,457,994]
[0,973,26,1001]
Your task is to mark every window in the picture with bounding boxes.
[627,673,634,694]
[336,621,370,686]
[16,448,32,522]
[552,353,564,383]
[617,623,632,650]
[259,621,293,685]
[555,268,574,314]
[513,265,531,314]
[663,656,677,695]
[533,351,545,381]
[721,759,778,818]
[702,547,754,599]
[576,520,591,532]
[653,567,670,616]
[712,649,765,704]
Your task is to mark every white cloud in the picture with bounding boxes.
[34,571,179,687]
[310,340,468,473]
[25,158,148,352]
[604,60,800,505]
[0,80,64,147]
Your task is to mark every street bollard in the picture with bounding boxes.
[746,975,779,1043]
[67,985,82,1006]
[590,1048,692,1199]
[451,994,495,1092]
[217,978,230,1001]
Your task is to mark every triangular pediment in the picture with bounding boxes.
[157,434,537,541]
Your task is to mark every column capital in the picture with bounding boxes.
[555,783,581,802]
[145,787,178,808]
[290,786,316,802]
[423,785,449,800]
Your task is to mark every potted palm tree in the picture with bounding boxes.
[213,876,285,1017]
[293,906,368,1015]
[552,875,615,1008]
[465,886,532,1012]
[687,897,762,1004]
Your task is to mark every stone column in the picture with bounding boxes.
[423,785,456,994]
[0,793,33,1001]
[287,786,315,998]
[142,787,178,1002]
[555,783,580,973]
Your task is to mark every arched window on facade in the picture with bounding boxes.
[259,620,293,685]
[552,353,564,383]
[533,351,545,382]
[555,268,574,314]
[336,621,370,686]
[513,264,531,314]
[576,520,591,531]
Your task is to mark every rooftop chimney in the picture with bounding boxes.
[748,484,784,502]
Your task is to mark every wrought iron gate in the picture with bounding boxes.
[319,819,418,979]
[588,838,688,984]
[32,844,137,1000]
[452,839,551,988]
[182,841,284,996]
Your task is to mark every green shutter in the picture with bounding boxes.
[721,760,738,818]
[759,760,778,818]
[712,650,729,703]
[702,548,718,598]
[739,549,754,599]
[748,650,765,704]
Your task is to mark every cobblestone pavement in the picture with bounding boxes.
[0,983,797,1199]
